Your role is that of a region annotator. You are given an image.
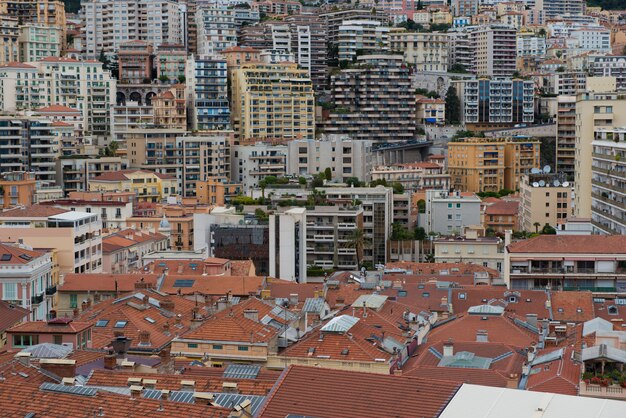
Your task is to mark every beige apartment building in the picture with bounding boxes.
[519,173,573,232]
[89,169,178,202]
[18,24,61,62]
[448,137,540,193]
[0,15,18,64]
[231,62,315,141]
[434,230,504,273]
[389,30,449,72]
[152,84,186,129]
[574,83,626,218]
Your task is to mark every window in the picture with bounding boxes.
[95,320,109,327]
[238,346,249,351]
[13,334,38,347]
[2,283,17,300]
[114,321,127,328]
[458,293,466,300]
[69,294,77,308]
[53,335,63,345]
[422,292,430,298]
[188,343,198,348]
[213,344,223,350]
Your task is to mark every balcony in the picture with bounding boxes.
[46,285,57,295]
[31,294,44,305]
[579,381,626,400]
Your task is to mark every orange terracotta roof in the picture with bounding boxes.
[526,347,581,396]
[507,235,626,254]
[0,62,36,69]
[485,200,519,215]
[0,205,67,218]
[0,300,29,332]
[265,280,321,300]
[59,273,159,293]
[51,121,73,126]
[230,259,255,276]
[0,243,45,265]
[257,365,461,418]
[550,291,595,322]
[36,104,81,113]
[160,275,265,296]
[8,319,92,334]
[384,261,501,278]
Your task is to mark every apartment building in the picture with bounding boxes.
[323,55,416,142]
[0,205,103,274]
[231,62,314,141]
[574,89,626,218]
[556,95,576,180]
[186,56,230,131]
[0,58,116,141]
[154,44,186,82]
[519,173,572,232]
[286,137,373,182]
[451,0,479,17]
[0,0,66,28]
[320,8,389,46]
[283,14,327,91]
[569,28,611,54]
[102,229,168,274]
[177,134,232,198]
[456,78,534,127]
[152,84,186,130]
[423,190,481,235]
[591,128,626,235]
[0,117,60,184]
[371,163,450,191]
[505,235,626,292]
[0,243,53,321]
[117,40,153,84]
[416,98,446,125]
[324,187,393,266]
[196,176,242,206]
[589,55,626,90]
[434,233,503,273]
[268,208,306,282]
[544,72,587,96]
[195,7,237,56]
[389,31,448,72]
[56,156,126,195]
[535,0,585,19]
[0,171,36,209]
[0,15,18,65]
[483,199,519,233]
[89,170,177,203]
[127,205,198,250]
[81,0,182,58]
[449,25,517,77]
[516,32,546,57]
[448,137,540,193]
[337,20,390,62]
[232,143,288,193]
[18,24,61,62]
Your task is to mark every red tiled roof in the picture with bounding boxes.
[550,291,595,322]
[257,365,461,418]
[231,259,255,276]
[7,319,92,334]
[0,62,36,69]
[59,274,159,293]
[507,235,626,254]
[36,105,81,113]
[39,56,79,63]
[526,347,581,396]
[265,280,321,300]
[160,275,265,296]
[0,243,45,265]
[485,200,519,216]
[0,300,29,332]
[384,261,501,278]
[0,205,67,218]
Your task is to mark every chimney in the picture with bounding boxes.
[526,313,538,329]
[476,330,488,342]
[129,385,143,399]
[193,392,215,405]
[222,381,238,393]
[527,345,537,363]
[443,339,454,357]
[190,318,203,330]
[233,399,252,417]
[162,322,170,334]
[73,308,79,318]
[81,300,88,312]
[289,293,299,305]
[121,360,136,370]
[39,359,77,378]
[260,289,271,299]
[504,229,512,247]
[142,295,150,307]
[522,363,530,375]
[313,288,321,299]
[161,389,170,401]
[143,378,157,389]
[62,377,75,386]
[15,352,31,366]
[243,309,259,322]
[138,330,151,345]
[103,354,117,370]
[175,314,182,327]
[180,380,195,391]
[160,298,175,311]
[177,262,184,274]
[135,278,149,290]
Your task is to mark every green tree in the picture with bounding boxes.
[391,182,404,194]
[541,223,557,235]
[391,222,414,240]
[417,199,426,213]
[324,167,332,181]
[254,208,269,222]
[177,75,186,83]
[445,86,461,124]
[345,228,370,269]
[533,222,541,234]
[298,176,307,185]
[346,177,361,187]
[448,63,469,74]
[311,174,324,188]
[159,75,170,83]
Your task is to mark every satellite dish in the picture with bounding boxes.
[532,182,540,187]
[543,165,551,174]
[553,180,560,187]
[562,181,570,188]
[531,168,541,174]
[539,180,546,187]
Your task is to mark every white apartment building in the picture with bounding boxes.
[371,162,450,191]
[535,0,585,20]
[449,25,517,77]
[18,24,61,62]
[232,143,287,193]
[337,20,389,62]
[0,58,116,142]
[591,128,626,235]
[569,28,611,54]
[589,55,626,90]
[389,31,449,72]
[82,0,182,58]
[434,232,503,273]
[285,137,373,182]
[516,33,546,57]
[196,7,237,56]
[269,208,307,282]
[422,190,482,235]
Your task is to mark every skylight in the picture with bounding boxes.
[145,317,156,324]
[114,321,127,328]
[95,320,109,327]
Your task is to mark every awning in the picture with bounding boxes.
[563,257,598,261]
[527,257,564,261]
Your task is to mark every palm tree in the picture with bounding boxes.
[533,222,541,234]
[344,228,370,269]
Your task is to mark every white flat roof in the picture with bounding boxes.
[48,211,93,221]
[439,384,626,418]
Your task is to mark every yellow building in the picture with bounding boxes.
[519,173,572,232]
[0,0,66,47]
[448,137,540,193]
[89,169,178,202]
[231,62,315,141]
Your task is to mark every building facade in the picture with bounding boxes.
[389,31,449,72]
[519,173,572,232]
[186,56,230,131]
